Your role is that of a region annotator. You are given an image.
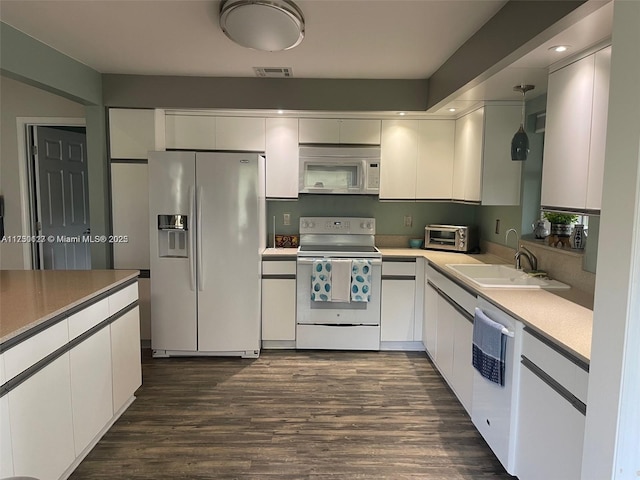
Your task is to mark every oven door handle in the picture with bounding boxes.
[296,257,382,266]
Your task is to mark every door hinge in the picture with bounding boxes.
[31,145,38,156]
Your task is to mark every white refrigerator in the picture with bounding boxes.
[148,151,265,358]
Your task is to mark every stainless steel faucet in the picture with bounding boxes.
[505,228,518,249]
[515,245,538,271]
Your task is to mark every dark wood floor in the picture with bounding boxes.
[69,350,515,479]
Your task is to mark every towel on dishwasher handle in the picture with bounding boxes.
[311,259,332,302]
[351,259,372,303]
[472,307,507,386]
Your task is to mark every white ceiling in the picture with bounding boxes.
[0,0,613,113]
[0,0,507,78]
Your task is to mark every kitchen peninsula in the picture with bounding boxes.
[0,269,142,480]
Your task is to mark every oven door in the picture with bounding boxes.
[296,257,381,325]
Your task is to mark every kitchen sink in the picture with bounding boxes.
[445,264,570,290]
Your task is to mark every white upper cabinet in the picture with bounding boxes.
[481,105,523,206]
[265,117,299,198]
[298,118,381,144]
[215,116,266,151]
[453,105,522,205]
[416,120,455,199]
[380,120,419,199]
[542,45,611,212]
[453,108,484,202]
[381,119,456,200]
[109,108,156,159]
[586,46,611,211]
[164,115,266,151]
[339,119,381,144]
[165,114,216,150]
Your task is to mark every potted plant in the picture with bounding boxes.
[543,212,578,237]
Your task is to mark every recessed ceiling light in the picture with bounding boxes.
[277,109,284,114]
[448,108,457,112]
[549,45,569,53]
[397,112,407,116]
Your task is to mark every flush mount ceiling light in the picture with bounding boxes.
[219,0,305,52]
[511,84,535,161]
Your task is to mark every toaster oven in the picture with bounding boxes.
[424,224,478,252]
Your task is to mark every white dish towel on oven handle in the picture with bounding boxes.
[330,259,352,303]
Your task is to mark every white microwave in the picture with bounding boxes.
[298,145,381,195]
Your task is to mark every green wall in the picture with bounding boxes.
[268,197,479,239]
[0,23,102,105]
[1,21,111,268]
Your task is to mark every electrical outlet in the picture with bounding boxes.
[404,215,413,227]
[283,213,291,226]
[495,219,501,234]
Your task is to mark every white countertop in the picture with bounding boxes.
[262,247,593,364]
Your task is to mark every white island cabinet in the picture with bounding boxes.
[0,272,141,480]
[541,45,611,212]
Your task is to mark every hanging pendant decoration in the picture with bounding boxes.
[511,84,535,161]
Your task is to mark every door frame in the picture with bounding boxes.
[16,117,86,269]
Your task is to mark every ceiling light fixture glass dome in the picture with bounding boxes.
[219,0,305,52]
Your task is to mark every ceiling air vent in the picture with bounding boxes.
[253,67,293,78]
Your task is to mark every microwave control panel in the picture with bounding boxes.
[367,162,380,189]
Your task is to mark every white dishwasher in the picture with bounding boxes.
[471,296,523,476]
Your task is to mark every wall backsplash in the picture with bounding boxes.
[267,196,479,240]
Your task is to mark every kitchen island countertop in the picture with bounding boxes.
[0,269,139,344]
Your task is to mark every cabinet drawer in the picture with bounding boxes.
[4,319,69,381]
[108,283,139,316]
[68,297,110,340]
[263,261,296,275]
[426,264,476,315]
[382,261,416,276]
[522,329,588,404]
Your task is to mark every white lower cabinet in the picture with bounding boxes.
[422,281,438,357]
[450,310,473,413]
[261,260,297,347]
[517,366,586,480]
[8,354,76,480]
[381,279,416,341]
[111,306,142,413]
[426,263,475,413]
[69,326,114,455]
[516,329,588,480]
[434,295,455,380]
[380,260,423,348]
[0,395,12,478]
[1,280,141,480]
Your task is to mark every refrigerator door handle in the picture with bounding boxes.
[189,185,196,291]
[197,185,204,291]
